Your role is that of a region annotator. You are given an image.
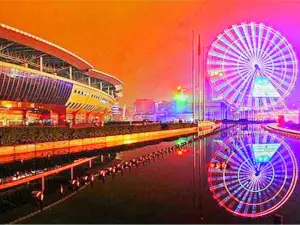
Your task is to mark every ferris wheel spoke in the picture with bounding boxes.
[260,70,288,93]
[228,71,254,105]
[242,23,256,57]
[209,65,248,75]
[257,28,272,60]
[223,67,249,79]
[220,70,252,96]
[257,23,265,58]
[208,48,243,63]
[227,44,250,63]
[268,60,296,68]
[216,35,249,61]
[247,96,253,109]
[254,98,259,109]
[238,146,255,169]
[272,67,294,75]
[264,68,287,83]
[214,77,237,92]
[263,31,282,60]
[224,28,252,60]
[208,50,243,63]
[241,189,252,205]
[269,97,279,108]
[250,22,258,58]
[221,67,249,77]
[267,46,292,63]
[239,177,252,186]
[267,35,288,57]
[264,67,289,85]
[257,176,268,189]
[211,42,245,63]
[229,158,244,168]
[254,180,263,192]
[255,132,260,143]
[269,134,277,144]
[262,134,268,143]
[261,97,268,109]
[264,72,290,94]
[241,23,256,57]
[240,164,253,175]
[231,26,253,59]
[230,184,245,197]
[215,74,243,93]
[236,72,255,107]
[233,25,254,58]
[207,59,241,66]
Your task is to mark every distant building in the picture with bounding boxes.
[134,99,155,115]
[156,101,172,115]
[112,104,121,115]
[253,110,300,123]
[124,106,134,121]
[166,84,229,121]
[111,103,123,121]
[154,101,172,122]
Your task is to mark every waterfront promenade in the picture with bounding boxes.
[0,122,217,164]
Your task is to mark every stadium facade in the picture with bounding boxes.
[0,24,123,126]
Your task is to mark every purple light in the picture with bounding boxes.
[207,22,298,111]
[208,131,298,218]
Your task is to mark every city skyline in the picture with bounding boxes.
[2,0,300,105]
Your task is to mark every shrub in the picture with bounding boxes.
[0,123,196,146]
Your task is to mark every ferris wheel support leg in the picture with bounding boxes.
[281,100,289,112]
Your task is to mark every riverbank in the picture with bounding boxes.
[264,123,300,139]
[0,122,218,164]
[0,123,195,146]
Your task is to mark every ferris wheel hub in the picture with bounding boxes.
[254,64,260,70]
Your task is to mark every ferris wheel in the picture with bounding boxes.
[208,131,298,218]
[207,22,298,110]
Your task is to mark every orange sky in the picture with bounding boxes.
[1,0,300,105]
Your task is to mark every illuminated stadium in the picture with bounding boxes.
[0,24,123,126]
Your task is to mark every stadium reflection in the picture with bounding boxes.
[208,126,298,218]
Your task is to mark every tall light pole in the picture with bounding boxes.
[192,30,196,122]
[197,35,202,121]
[202,45,206,121]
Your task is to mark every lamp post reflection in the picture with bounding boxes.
[192,135,206,221]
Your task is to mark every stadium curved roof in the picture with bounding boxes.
[87,69,124,86]
[0,23,123,87]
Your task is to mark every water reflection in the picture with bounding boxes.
[208,128,298,218]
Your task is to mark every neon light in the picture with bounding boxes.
[252,77,280,97]
[207,22,298,110]
[252,143,280,163]
[208,131,298,218]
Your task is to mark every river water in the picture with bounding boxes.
[9,124,300,223]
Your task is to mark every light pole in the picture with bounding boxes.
[192,30,196,122]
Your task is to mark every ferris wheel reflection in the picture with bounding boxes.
[208,130,298,218]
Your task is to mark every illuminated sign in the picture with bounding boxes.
[252,143,281,163]
[253,77,280,97]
